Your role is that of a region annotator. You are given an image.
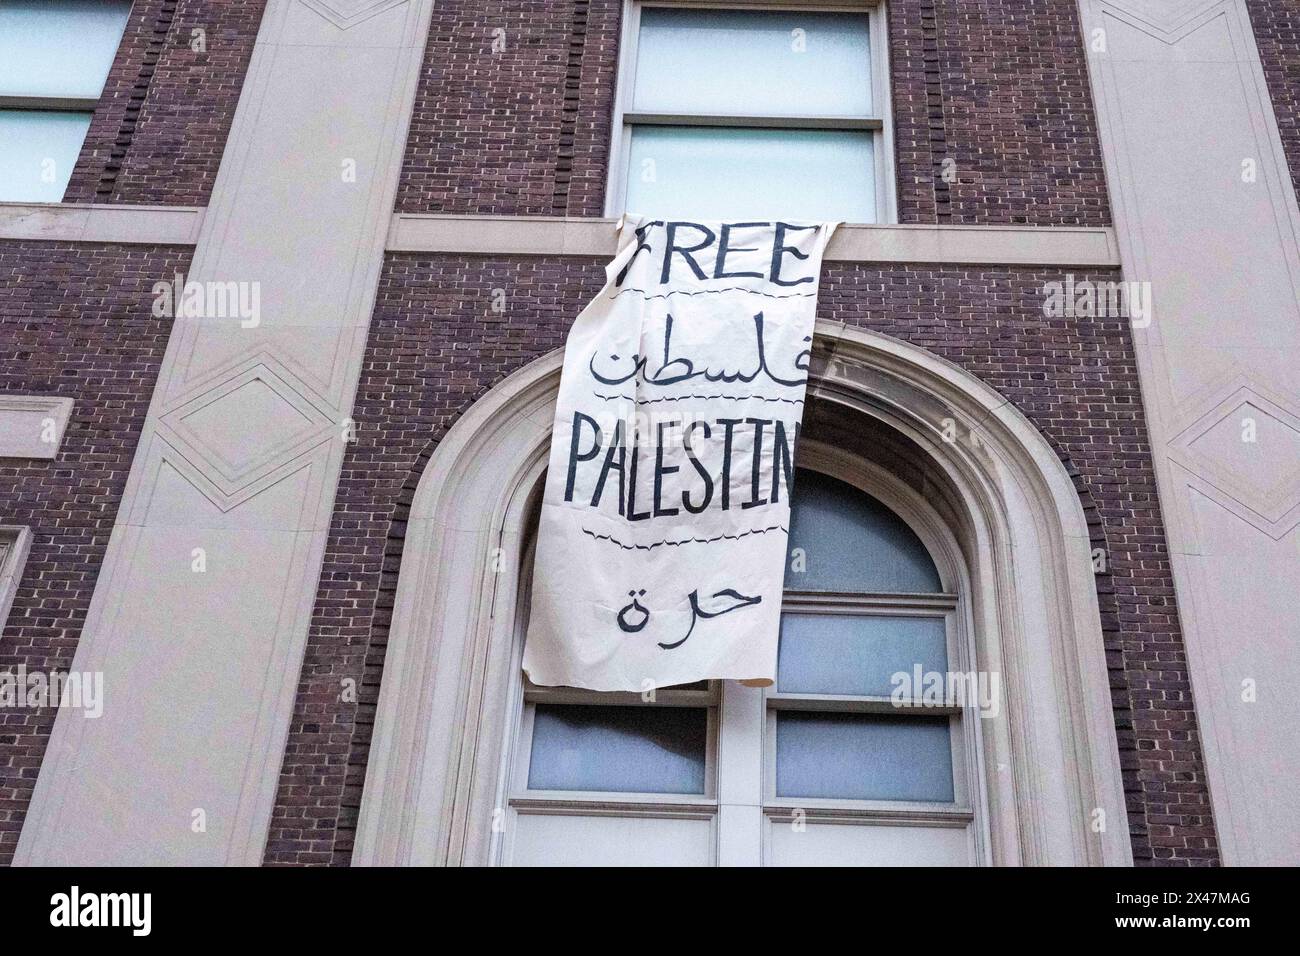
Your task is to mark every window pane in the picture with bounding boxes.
[776,712,954,802]
[0,110,91,202]
[634,8,871,116]
[0,0,132,98]
[625,125,875,222]
[785,470,943,593]
[528,704,707,794]
[778,613,949,697]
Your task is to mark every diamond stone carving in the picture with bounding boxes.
[299,0,408,29]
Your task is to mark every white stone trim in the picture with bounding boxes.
[1076,0,1300,864]
[354,324,1131,867]
[14,0,438,867]
[0,396,73,460]
[0,203,205,245]
[387,215,1122,266]
[1,203,1120,267]
[0,525,33,630]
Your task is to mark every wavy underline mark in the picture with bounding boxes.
[592,392,804,406]
[581,524,787,551]
[608,286,816,302]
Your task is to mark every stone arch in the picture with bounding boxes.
[353,323,1132,866]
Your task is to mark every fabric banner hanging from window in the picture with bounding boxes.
[523,218,838,691]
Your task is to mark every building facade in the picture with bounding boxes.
[0,0,1297,866]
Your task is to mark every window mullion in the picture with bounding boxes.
[715,679,766,865]
[623,111,881,131]
[781,589,958,608]
[523,684,717,708]
[767,692,962,716]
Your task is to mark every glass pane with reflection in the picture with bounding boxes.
[785,470,943,593]
[634,7,871,117]
[0,110,91,202]
[778,612,948,697]
[0,1,131,99]
[776,712,954,802]
[625,125,875,222]
[528,704,708,794]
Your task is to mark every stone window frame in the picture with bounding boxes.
[603,0,899,224]
[0,525,33,631]
[353,323,1131,866]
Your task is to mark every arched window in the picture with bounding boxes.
[503,462,982,866]
[356,331,1130,868]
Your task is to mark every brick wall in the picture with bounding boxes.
[890,0,1111,225]
[396,0,1110,225]
[1249,0,1300,203]
[264,254,1216,866]
[0,243,188,865]
[397,0,621,216]
[64,0,266,206]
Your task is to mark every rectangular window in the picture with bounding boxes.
[761,589,974,866]
[0,0,132,202]
[774,711,954,801]
[610,2,894,223]
[767,599,965,807]
[507,681,720,866]
[527,702,709,794]
[777,611,949,698]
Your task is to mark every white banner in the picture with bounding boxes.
[523,218,838,692]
